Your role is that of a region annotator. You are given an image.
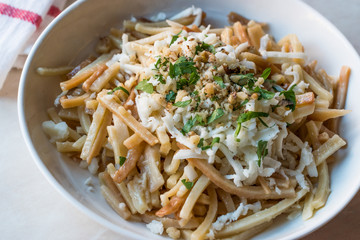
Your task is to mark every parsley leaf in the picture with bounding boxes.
[233,99,249,111]
[280,85,296,111]
[181,115,203,135]
[253,86,275,100]
[119,156,126,166]
[181,179,194,189]
[207,108,224,124]
[214,76,226,89]
[154,58,162,70]
[210,96,219,101]
[173,99,192,107]
[169,57,200,89]
[191,90,199,97]
[235,111,269,136]
[155,74,165,84]
[201,137,220,150]
[188,71,200,85]
[235,73,257,89]
[173,56,197,76]
[165,90,177,103]
[256,140,268,167]
[257,117,269,128]
[240,99,249,107]
[197,138,204,148]
[170,31,182,46]
[135,80,154,94]
[195,42,216,54]
[176,78,188,90]
[261,68,271,80]
[107,86,129,95]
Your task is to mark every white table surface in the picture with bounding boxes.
[1,0,359,239]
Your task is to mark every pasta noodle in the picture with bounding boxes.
[40,7,350,239]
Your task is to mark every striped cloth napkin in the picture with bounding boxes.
[0,0,66,89]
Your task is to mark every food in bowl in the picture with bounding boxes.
[39,7,350,239]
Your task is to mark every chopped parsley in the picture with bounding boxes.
[214,76,226,89]
[240,99,249,107]
[170,56,197,77]
[195,42,216,54]
[154,58,162,69]
[173,99,192,107]
[165,90,177,103]
[280,85,297,111]
[256,140,268,167]
[198,137,220,150]
[176,78,188,90]
[253,86,275,100]
[119,156,126,166]
[233,99,249,111]
[168,56,200,89]
[261,68,271,80]
[181,115,203,135]
[107,86,129,95]
[154,57,169,70]
[181,179,194,189]
[210,96,219,101]
[188,71,200,85]
[235,111,269,136]
[155,74,165,84]
[207,108,224,124]
[170,31,182,46]
[236,73,257,89]
[197,138,204,148]
[135,80,154,94]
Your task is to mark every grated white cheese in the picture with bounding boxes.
[42,121,69,143]
[212,202,262,231]
[146,220,164,235]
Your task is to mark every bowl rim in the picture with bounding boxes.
[18,0,360,239]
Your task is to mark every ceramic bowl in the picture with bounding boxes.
[18,0,360,239]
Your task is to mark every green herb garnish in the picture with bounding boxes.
[170,31,182,46]
[172,56,197,77]
[235,73,257,90]
[181,115,203,135]
[188,71,200,85]
[155,74,165,84]
[119,156,126,166]
[233,99,249,111]
[253,86,275,100]
[173,99,192,107]
[195,42,216,54]
[235,111,269,136]
[197,138,204,148]
[256,140,268,167]
[240,99,249,107]
[210,96,219,101]
[165,90,177,103]
[261,68,271,80]
[107,86,129,95]
[181,179,194,189]
[207,108,224,124]
[135,80,154,94]
[200,137,220,150]
[169,56,200,89]
[214,76,226,89]
[280,85,296,111]
[154,58,162,70]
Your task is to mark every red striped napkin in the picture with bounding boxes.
[0,0,66,89]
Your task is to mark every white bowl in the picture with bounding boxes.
[18,0,360,239]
